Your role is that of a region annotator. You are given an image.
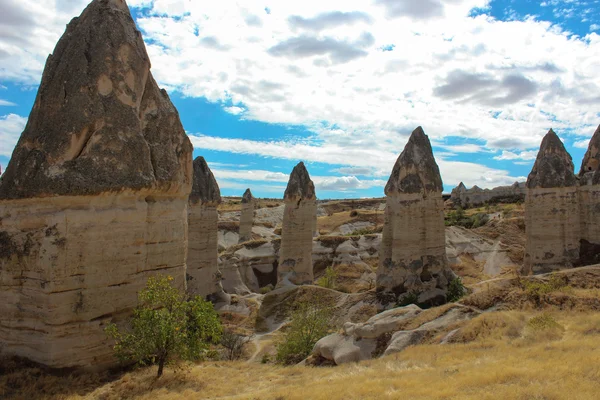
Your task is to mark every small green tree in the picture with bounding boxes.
[276,295,333,365]
[316,266,337,289]
[105,275,222,377]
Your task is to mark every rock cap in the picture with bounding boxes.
[241,188,254,204]
[284,162,316,201]
[385,126,443,195]
[579,124,600,184]
[527,129,576,189]
[190,157,221,205]
[0,0,192,200]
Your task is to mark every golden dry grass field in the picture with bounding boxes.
[2,309,600,400]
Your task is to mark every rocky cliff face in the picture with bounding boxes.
[279,162,317,285]
[187,157,228,303]
[377,127,454,306]
[578,125,600,250]
[239,188,255,243]
[0,0,192,368]
[450,181,526,207]
[524,129,579,273]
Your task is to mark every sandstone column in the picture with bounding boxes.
[577,125,600,259]
[187,157,229,304]
[278,162,317,285]
[376,127,453,305]
[0,0,192,368]
[524,129,580,274]
[239,188,255,243]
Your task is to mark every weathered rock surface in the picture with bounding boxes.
[450,181,525,207]
[256,285,379,333]
[187,157,228,303]
[377,127,454,305]
[279,162,317,285]
[312,303,478,365]
[0,0,192,368]
[239,188,255,243]
[578,125,600,251]
[524,129,580,274]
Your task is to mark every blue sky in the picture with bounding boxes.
[0,0,599,198]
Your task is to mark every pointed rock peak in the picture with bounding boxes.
[242,188,254,203]
[190,157,221,205]
[385,126,443,195]
[527,129,576,189]
[579,124,600,179]
[0,0,192,200]
[284,161,316,201]
[472,185,482,191]
[457,182,466,190]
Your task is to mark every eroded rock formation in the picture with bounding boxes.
[578,125,600,263]
[377,127,454,305]
[239,188,255,243]
[278,162,317,285]
[524,129,579,274]
[187,157,229,303]
[0,0,192,368]
[450,181,526,207]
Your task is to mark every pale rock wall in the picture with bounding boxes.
[0,193,188,368]
[524,187,580,273]
[578,183,600,245]
[239,201,254,243]
[187,204,222,297]
[377,193,451,303]
[279,199,317,285]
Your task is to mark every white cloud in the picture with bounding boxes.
[0,99,16,106]
[493,150,538,161]
[190,133,524,188]
[573,139,591,149]
[438,143,488,153]
[2,0,598,193]
[223,106,245,115]
[591,24,600,32]
[0,113,27,157]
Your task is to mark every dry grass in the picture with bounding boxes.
[5,310,600,400]
[317,210,383,235]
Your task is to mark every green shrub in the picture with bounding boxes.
[275,296,333,365]
[528,313,563,331]
[397,292,419,307]
[447,277,466,302]
[316,266,337,289]
[520,275,567,306]
[259,285,274,294]
[105,275,222,377]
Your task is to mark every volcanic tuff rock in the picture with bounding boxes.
[377,127,454,305]
[0,0,192,368]
[239,188,255,243]
[524,129,579,274]
[279,162,317,285]
[187,157,229,303]
[578,125,600,250]
[450,181,526,207]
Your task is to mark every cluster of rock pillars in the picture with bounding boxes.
[0,0,599,369]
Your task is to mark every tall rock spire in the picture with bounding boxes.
[524,129,579,273]
[577,125,600,263]
[239,188,255,243]
[377,127,453,307]
[279,161,317,285]
[0,0,192,368]
[187,157,229,304]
